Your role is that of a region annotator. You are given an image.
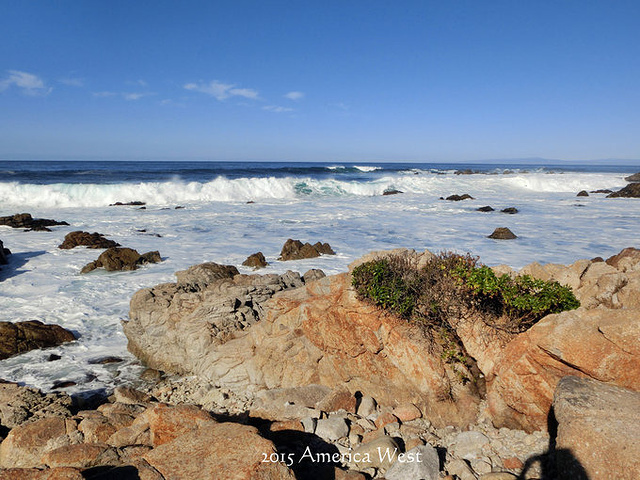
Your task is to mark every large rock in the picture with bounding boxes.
[125,265,311,375]
[0,321,76,360]
[126,251,481,427]
[445,194,474,201]
[553,376,640,480]
[0,381,72,429]
[0,213,69,231]
[607,182,640,197]
[486,308,640,431]
[80,247,161,274]
[242,252,268,269]
[58,231,120,249]
[278,239,335,261]
[488,227,517,239]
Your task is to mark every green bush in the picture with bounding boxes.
[352,252,580,334]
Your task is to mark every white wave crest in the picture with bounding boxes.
[353,165,381,172]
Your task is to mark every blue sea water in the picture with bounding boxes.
[0,160,638,394]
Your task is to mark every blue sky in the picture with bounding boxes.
[1,0,639,162]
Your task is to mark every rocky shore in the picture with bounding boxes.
[0,246,638,479]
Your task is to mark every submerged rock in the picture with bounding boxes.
[0,213,69,231]
[488,227,517,239]
[382,189,403,195]
[445,194,474,201]
[58,231,120,249]
[109,201,146,206]
[500,207,518,214]
[80,247,161,274]
[477,206,495,212]
[279,239,335,261]
[242,252,268,269]
[0,321,76,360]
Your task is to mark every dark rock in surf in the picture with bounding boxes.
[279,239,335,261]
[477,206,495,212]
[88,356,123,365]
[454,169,479,175]
[445,194,474,201]
[501,207,519,214]
[607,183,640,198]
[58,231,120,250]
[0,213,69,231]
[382,189,403,196]
[0,321,76,360]
[591,189,613,194]
[81,247,162,274]
[488,227,517,240]
[0,239,9,266]
[242,252,268,269]
[577,190,589,197]
[109,201,146,206]
[624,172,640,182]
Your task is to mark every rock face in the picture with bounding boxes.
[0,381,73,430]
[242,252,268,269]
[125,264,325,376]
[81,247,161,274]
[0,321,76,360]
[488,227,517,239]
[126,251,481,427]
[58,231,120,250]
[486,251,640,431]
[0,213,69,231]
[445,194,474,201]
[553,376,640,480]
[278,239,335,261]
[607,182,640,197]
[624,172,640,182]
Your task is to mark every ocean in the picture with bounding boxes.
[0,160,638,396]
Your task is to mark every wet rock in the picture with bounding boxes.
[576,190,589,197]
[242,252,268,269]
[278,239,335,261]
[624,172,640,182]
[0,213,69,231]
[0,239,9,266]
[382,189,403,195]
[87,356,123,365]
[553,376,640,480]
[58,231,120,250]
[109,201,146,206]
[607,183,640,197]
[445,194,474,201]
[590,189,613,193]
[500,207,518,214]
[47,354,62,361]
[455,169,478,175]
[488,227,517,239]
[80,247,161,274]
[0,321,76,360]
[52,381,77,390]
[477,206,495,212]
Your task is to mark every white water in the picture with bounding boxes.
[0,170,637,395]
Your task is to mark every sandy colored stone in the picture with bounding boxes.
[144,403,216,447]
[41,443,119,468]
[553,376,640,480]
[316,386,357,413]
[143,422,295,480]
[269,420,304,432]
[77,416,117,443]
[392,403,421,422]
[0,468,83,480]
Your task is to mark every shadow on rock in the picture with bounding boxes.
[0,250,46,281]
[517,407,589,480]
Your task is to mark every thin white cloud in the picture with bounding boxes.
[93,91,117,97]
[126,79,148,87]
[123,92,154,101]
[284,91,304,101]
[263,105,294,113]
[59,77,84,87]
[0,70,52,95]
[184,80,259,101]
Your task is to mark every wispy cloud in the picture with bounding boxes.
[123,92,154,101]
[0,70,52,95]
[263,105,294,113]
[93,91,118,97]
[59,77,84,87]
[184,80,259,101]
[284,91,304,101]
[126,79,148,87]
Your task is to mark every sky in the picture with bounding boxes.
[1,0,639,162]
